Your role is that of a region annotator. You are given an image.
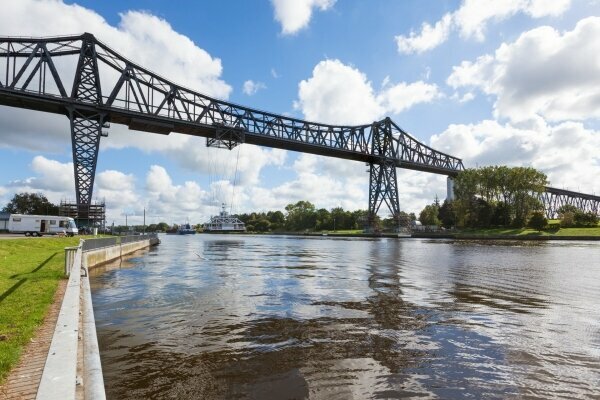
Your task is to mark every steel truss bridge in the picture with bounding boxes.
[541,187,600,219]
[0,33,596,226]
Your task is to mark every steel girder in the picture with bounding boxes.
[540,187,600,218]
[0,33,464,172]
[0,33,465,223]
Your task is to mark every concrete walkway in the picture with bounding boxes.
[0,280,67,400]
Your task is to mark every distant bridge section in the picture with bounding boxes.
[0,33,463,229]
[541,187,600,219]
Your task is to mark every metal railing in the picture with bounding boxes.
[80,234,158,252]
[81,237,118,252]
[120,233,157,244]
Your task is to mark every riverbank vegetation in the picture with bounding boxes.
[0,237,80,383]
[419,166,599,236]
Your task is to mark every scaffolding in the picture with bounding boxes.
[59,200,106,231]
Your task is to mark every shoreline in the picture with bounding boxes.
[196,231,600,241]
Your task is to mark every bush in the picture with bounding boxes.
[560,211,575,227]
[546,222,560,231]
[574,211,599,227]
[528,211,547,231]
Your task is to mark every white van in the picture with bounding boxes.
[7,214,78,237]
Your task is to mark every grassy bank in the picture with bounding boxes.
[0,237,80,383]
[454,225,600,237]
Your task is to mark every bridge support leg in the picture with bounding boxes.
[69,109,105,208]
[446,176,455,202]
[367,160,401,232]
[366,118,402,233]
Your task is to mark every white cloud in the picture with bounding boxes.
[242,80,267,96]
[378,80,442,115]
[271,68,280,79]
[0,0,231,152]
[431,119,600,193]
[447,17,600,122]
[271,0,336,35]
[6,156,74,197]
[395,0,571,54]
[246,154,449,216]
[396,14,453,55]
[95,170,138,209]
[295,59,440,124]
[0,1,285,207]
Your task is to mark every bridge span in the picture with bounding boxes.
[0,33,596,225]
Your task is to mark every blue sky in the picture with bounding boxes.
[0,0,599,226]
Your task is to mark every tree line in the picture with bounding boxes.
[418,166,598,230]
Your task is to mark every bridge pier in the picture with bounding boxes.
[68,34,106,222]
[366,118,403,232]
[69,110,105,205]
[446,176,455,202]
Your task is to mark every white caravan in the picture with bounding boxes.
[7,214,78,236]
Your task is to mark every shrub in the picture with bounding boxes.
[560,211,575,227]
[574,211,599,227]
[528,211,547,231]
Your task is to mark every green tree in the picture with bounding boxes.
[438,200,455,228]
[419,203,440,226]
[267,211,285,230]
[560,211,575,227]
[285,201,317,231]
[254,219,271,232]
[557,204,579,215]
[574,210,599,227]
[528,211,547,231]
[453,166,547,228]
[2,192,59,215]
[156,222,170,232]
[491,201,512,226]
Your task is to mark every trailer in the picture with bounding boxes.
[7,214,78,237]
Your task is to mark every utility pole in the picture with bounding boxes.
[143,208,146,234]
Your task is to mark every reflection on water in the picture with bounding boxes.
[91,235,600,399]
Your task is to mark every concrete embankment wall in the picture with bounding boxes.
[36,235,159,400]
[83,237,160,268]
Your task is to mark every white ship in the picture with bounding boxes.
[203,204,245,232]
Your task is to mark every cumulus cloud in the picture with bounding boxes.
[295,59,440,124]
[431,119,600,193]
[0,0,231,152]
[271,0,335,35]
[395,0,571,54]
[447,17,600,122]
[0,1,286,207]
[246,154,450,216]
[96,170,138,209]
[6,156,74,197]
[396,14,453,54]
[242,80,267,96]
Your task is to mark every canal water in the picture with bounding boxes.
[90,234,600,399]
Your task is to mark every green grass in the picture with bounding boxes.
[0,237,80,383]
[322,229,363,235]
[456,225,600,237]
[552,226,600,236]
